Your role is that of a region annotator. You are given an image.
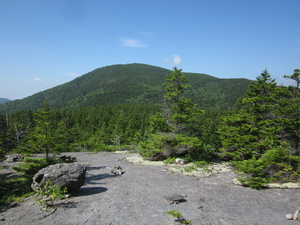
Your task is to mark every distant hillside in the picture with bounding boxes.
[0,63,251,113]
[0,98,11,104]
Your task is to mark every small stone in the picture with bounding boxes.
[293,209,299,220]
[286,213,293,220]
[174,158,185,165]
[111,165,123,175]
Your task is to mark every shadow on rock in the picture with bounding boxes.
[85,173,119,185]
[72,187,108,197]
[86,166,107,171]
[56,200,79,209]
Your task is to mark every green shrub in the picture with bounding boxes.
[13,155,76,177]
[163,157,177,164]
[139,133,204,161]
[0,177,32,206]
[35,180,67,208]
[0,155,76,206]
[138,134,167,161]
[166,210,191,224]
[184,165,197,173]
[194,160,209,168]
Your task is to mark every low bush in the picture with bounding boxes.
[0,154,76,206]
[166,210,191,224]
[35,180,67,209]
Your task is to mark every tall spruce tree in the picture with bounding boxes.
[218,70,300,188]
[219,70,279,159]
[29,101,53,159]
[282,69,300,153]
[0,114,7,158]
[139,67,205,161]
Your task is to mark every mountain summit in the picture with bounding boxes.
[1,63,251,113]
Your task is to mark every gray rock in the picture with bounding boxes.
[286,213,293,220]
[174,158,185,165]
[293,207,300,220]
[31,163,86,192]
[5,154,24,162]
[111,165,123,175]
[164,193,187,204]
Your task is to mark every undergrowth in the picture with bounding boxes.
[35,180,67,209]
[167,210,191,224]
[0,154,76,207]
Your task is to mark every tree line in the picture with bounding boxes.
[0,68,299,188]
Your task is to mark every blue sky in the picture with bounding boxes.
[1,0,299,100]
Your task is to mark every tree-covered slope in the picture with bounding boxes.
[1,63,251,113]
[0,98,11,104]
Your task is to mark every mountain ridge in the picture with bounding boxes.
[1,63,251,113]
[0,98,11,104]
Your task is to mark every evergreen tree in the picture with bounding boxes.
[163,67,191,104]
[220,70,281,159]
[282,69,300,153]
[162,67,201,132]
[219,70,300,188]
[0,114,7,158]
[28,101,53,159]
[139,67,205,161]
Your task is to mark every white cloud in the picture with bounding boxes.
[172,55,182,66]
[163,55,182,66]
[33,77,42,81]
[119,38,147,48]
[65,73,78,77]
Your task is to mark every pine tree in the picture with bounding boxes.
[162,67,200,132]
[219,70,280,159]
[282,69,300,153]
[0,114,7,158]
[29,101,53,159]
[163,67,191,104]
[218,70,300,188]
[139,67,205,161]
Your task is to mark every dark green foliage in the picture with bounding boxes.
[0,114,7,159]
[13,158,50,177]
[167,210,191,224]
[0,98,11,104]
[0,176,32,206]
[12,155,77,177]
[35,180,67,208]
[282,69,300,153]
[140,67,209,161]
[4,63,300,190]
[0,155,76,206]
[139,133,202,160]
[2,104,159,154]
[31,101,52,158]
[0,64,251,114]
[163,67,191,103]
[219,69,300,188]
[149,112,170,133]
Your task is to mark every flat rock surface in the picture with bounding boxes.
[1,152,300,225]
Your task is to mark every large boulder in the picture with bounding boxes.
[31,163,86,192]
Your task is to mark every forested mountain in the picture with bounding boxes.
[0,63,251,113]
[1,66,299,195]
[0,98,11,104]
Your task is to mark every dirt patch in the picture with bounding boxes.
[1,152,300,225]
